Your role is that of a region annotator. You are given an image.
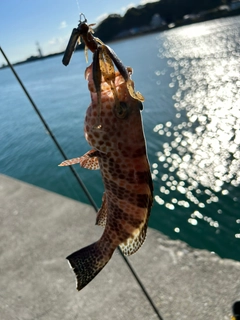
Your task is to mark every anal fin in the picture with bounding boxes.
[59,149,100,170]
[119,221,148,256]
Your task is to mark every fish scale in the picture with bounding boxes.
[60,39,153,291]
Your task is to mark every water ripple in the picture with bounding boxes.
[153,18,240,257]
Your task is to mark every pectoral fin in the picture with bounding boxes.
[59,149,100,170]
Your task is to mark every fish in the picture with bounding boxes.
[60,16,153,291]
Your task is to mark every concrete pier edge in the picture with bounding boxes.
[1,174,239,320]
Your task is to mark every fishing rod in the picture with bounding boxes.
[0,46,164,320]
[0,47,96,210]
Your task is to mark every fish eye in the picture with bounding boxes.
[114,102,129,119]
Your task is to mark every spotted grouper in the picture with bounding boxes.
[60,58,153,291]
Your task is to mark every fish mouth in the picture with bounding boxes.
[85,64,129,93]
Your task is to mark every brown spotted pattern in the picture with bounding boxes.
[65,64,153,290]
[59,149,100,169]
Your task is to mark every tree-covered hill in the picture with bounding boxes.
[95,0,230,42]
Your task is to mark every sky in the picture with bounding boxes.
[0,0,157,66]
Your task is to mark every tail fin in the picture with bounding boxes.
[66,241,113,291]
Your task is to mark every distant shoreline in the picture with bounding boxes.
[1,10,240,69]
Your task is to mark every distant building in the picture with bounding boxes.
[231,0,240,10]
[150,14,166,28]
[183,13,201,21]
[36,42,43,58]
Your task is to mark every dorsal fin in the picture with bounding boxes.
[119,221,148,256]
[59,149,100,170]
[96,193,107,227]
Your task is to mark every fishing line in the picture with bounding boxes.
[0,46,164,320]
[75,0,81,14]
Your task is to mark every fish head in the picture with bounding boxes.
[84,64,145,156]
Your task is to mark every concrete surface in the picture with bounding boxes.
[0,173,239,320]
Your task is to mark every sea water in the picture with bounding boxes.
[1,16,240,260]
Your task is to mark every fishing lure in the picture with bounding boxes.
[60,14,153,291]
[62,13,98,65]
[62,14,144,107]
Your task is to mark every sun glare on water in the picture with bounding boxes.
[152,19,240,240]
